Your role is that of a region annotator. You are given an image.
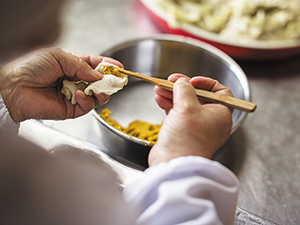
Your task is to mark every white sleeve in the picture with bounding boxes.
[123,156,239,225]
[0,94,20,134]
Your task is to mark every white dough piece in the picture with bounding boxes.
[84,75,128,95]
[60,61,128,105]
[84,61,128,96]
[61,80,88,105]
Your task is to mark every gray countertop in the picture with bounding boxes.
[41,0,300,224]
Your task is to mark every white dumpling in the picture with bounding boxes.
[84,61,128,96]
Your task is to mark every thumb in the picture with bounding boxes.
[173,78,200,111]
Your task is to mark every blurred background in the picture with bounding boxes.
[4,0,300,224]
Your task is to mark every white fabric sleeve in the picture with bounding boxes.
[0,94,20,134]
[123,156,239,225]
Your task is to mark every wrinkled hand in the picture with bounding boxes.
[0,47,122,123]
[148,74,233,166]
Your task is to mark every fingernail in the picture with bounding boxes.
[177,77,190,84]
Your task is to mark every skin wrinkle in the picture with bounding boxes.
[210,81,219,92]
[63,53,82,80]
[13,61,61,120]
[16,49,95,121]
[149,75,233,166]
[0,0,119,121]
[70,101,76,119]
[23,81,62,118]
[58,51,73,79]
[23,87,51,120]
[61,97,69,119]
[73,53,103,69]
[50,50,65,77]
[0,67,24,122]
[159,114,210,158]
[51,50,104,118]
[45,52,62,75]
[93,96,102,108]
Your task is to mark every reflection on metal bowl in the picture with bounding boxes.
[93,35,250,168]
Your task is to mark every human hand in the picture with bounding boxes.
[148,74,233,166]
[0,47,122,123]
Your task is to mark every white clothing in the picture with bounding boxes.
[124,156,239,225]
[0,94,20,134]
[0,97,239,225]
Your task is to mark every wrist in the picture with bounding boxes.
[0,93,20,134]
[0,64,23,123]
[148,141,213,167]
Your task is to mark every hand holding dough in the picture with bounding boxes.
[61,61,128,105]
[61,80,88,105]
[84,61,128,96]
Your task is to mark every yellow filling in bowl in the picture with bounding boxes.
[99,108,162,145]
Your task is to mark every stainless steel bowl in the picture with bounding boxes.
[93,35,251,168]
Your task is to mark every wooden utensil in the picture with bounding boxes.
[103,66,257,112]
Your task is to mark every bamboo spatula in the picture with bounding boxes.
[103,66,257,113]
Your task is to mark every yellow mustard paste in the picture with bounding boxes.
[102,66,123,77]
[100,108,162,145]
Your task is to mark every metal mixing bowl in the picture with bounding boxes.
[93,35,251,168]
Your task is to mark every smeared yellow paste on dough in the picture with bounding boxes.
[102,66,123,78]
[100,108,162,145]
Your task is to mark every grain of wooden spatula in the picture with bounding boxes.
[103,66,257,113]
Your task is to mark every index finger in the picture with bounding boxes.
[190,76,233,98]
[71,53,123,70]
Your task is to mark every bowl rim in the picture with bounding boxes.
[94,34,250,145]
[92,110,153,146]
[140,0,300,50]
